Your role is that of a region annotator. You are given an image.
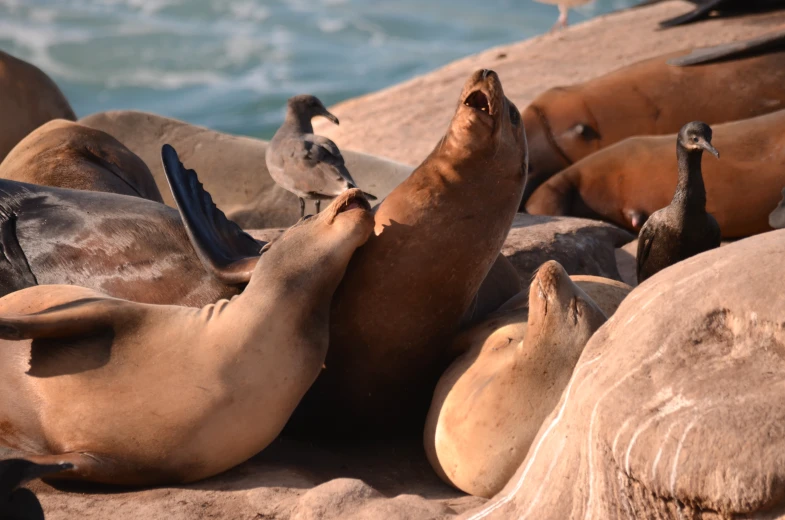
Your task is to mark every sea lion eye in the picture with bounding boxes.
[573,123,600,141]
[509,105,520,125]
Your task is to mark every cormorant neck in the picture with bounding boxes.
[672,141,707,212]
[285,109,314,134]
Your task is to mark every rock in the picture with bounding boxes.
[79,110,413,228]
[0,50,76,162]
[503,214,634,284]
[311,3,785,165]
[0,120,163,202]
[464,229,785,519]
[33,438,479,520]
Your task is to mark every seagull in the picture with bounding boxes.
[534,0,595,31]
[266,95,377,218]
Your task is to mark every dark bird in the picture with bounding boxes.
[636,121,721,283]
[266,95,377,218]
[0,459,72,520]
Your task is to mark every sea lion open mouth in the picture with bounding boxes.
[333,189,371,220]
[464,90,492,115]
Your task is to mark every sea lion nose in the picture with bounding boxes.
[481,69,492,79]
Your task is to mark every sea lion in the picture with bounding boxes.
[0,50,76,163]
[637,122,721,283]
[266,95,377,217]
[0,189,373,487]
[770,187,785,229]
[173,69,528,435]
[0,146,260,305]
[424,261,630,498]
[526,108,785,238]
[0,120,163,202]
[521,42,785,200]
[648,0,785,28]
[79,110,413,228]
[0,459,72,520]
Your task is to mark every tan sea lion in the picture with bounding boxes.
[522,42,785,200]
[526,109,785,238]
[424,261,631,498]
[173,69,528,435]
[0,189,373,487]
[0,120,163,202]
[0,50,76,163]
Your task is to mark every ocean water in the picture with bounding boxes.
[0,0,637,139]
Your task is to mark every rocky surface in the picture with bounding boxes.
[80,111,413,228]
[504,214,634,284]
[314,2,785,165]
[33,438,482,520]
[463,229,785,519]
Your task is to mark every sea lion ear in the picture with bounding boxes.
[668,28,785,66]
[161,144,261,285]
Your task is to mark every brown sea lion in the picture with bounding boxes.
[526,109,785,238]
[174,69,528,435]
[0,50,76,163]
[522,41,785,200]
[424,261,631,498]
[0,189,373,487]
[0,120,163,202]
[636,122,721,283]
[0,145,263,306]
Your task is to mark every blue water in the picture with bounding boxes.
[0,0,636,139]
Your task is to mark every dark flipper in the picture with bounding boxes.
[669,28,785,66]
[0,297,124,341]
[769,187,785,229]
[659,0,722,27]
[636,228,655,284]
[160,144,262,285]
[0,208,37,295]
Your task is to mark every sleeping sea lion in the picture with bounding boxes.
[522,38,785,201]
[0,189,373,487]
[0,50,76,163]
[526,109,785,238]
[424,261,631,498]
[0,120,163,202]
[171,69,529,435]
[0,145,260,305]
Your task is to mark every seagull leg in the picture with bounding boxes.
[551,5,568,32]
[299,198,305,218]
[315,200,321,214]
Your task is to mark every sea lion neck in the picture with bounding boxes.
[672,140,707,212]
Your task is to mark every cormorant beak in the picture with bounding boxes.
[700,140,719,159]
[320,108,340,126]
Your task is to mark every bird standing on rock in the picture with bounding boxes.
[266,95,377,218]
[636,121,721,284]
[1,459,73,520]
[533,0,595,31]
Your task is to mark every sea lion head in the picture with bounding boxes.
[522,87,602,201]
[256,189,373,292]
[446,69,528,178]
[678,121,719,157]
[526,261,607,347]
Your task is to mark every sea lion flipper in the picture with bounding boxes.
[0,298,124,341]
[636,229,655,282]
[658,0,721,28]
[160,144,261,285]
[669,28,785,67]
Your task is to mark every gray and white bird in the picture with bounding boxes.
[534,0,595,31]
[266,95,377,218]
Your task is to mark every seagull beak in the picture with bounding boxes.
[321,109,340,126]
[700,140,719,159]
